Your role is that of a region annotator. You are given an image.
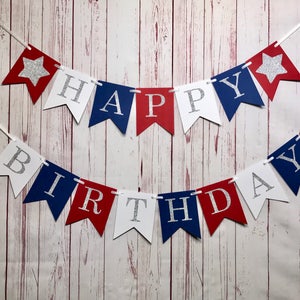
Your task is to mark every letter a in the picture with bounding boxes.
[100,90,124,116]
[252,172,274,198]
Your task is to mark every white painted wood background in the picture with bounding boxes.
[0,0,300,299]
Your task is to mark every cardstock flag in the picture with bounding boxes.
[174,80,221,133]
[44,66,95,123]
[2,44,60,103]
[65,179,117,236]
[235,160,289,219]
[136,87,174,135]
[196,178,247,235]
[268,135,300,195]
[113,190,156,243]
[212,63,264,121]
[23,160,80,220]
[0,138,43,197]
[158,190,201,243]
[89,81,135,134]
[247,42,300,100]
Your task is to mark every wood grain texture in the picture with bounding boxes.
[235,1,269,299]
[0,0,10,299]
[0,0,300,299]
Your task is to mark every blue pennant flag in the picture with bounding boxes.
[158,190,201,243]
[23,160,79,220]
[89,81,135,134]
[212,63,264,121]
[268,135,300,195]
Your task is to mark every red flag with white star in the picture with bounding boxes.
[247,42,300,100]
[2,44,60,103]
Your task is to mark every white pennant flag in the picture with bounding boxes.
[174,80,221,133]
[0,139,43,197]
[235,160,289,219]
[44,66,95,123]
[113,190,157,243]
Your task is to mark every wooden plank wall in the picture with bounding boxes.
[0,0,299,299]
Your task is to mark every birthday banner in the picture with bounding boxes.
[2,23,300,134]
[1,23,300,243]
[0,124,299,243]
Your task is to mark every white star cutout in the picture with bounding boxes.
[19,56,50,86]
[256,53,287,83]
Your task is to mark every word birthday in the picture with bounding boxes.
[0,125,298,242]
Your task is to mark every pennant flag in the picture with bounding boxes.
[89,81,135,134]
[2,44,60,103]
[247,42,300,100]
[113,190,156,242]
[268,135,300,195]
[136,87,174,135]
[196,178,247,235]
[235,160,289,219]
[174,80,221,133]
[65,179,117,236]
[23,160,79,220]
[44,66,95,123]
[158,190,201,243]
[0,138,43,197]
[212,63,264,121]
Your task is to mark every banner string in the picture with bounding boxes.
[0,124,16,141]
[275,22,300,47]
[0,21,31,50]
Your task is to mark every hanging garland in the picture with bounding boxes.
[0,20,300,243]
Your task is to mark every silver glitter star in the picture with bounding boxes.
[19,56,50,86]
[256,53,287,83]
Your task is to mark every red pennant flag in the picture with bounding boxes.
[247,42,300,100]
[2,44,60,103]
[65,179,117,236]
[136,87,174,135]
[196,178,247,235]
